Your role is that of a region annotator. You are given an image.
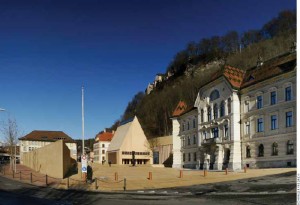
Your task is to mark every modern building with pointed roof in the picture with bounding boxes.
[107,116,153,165]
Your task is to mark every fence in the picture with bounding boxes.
[0,164,250,191]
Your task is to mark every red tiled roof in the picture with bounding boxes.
[211,65,245,89]
[172,101,196,117]
[241,52,296,88]
[96,132,114,142]
[19,130,75,143]
[172,101,187,117]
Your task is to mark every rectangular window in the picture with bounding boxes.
[182,137,186,147]
[188,153,191,161]
[257,96,263,109]
[285,86,291,101]
[212,127,219,138]
[193,119,196,128]
[193,134,197,145]
[102,144,105,148]
[270,91,276,105]
[102,150,105,154]
[271,115,277,130]
[187,136,191,145]
[245,122,250,135]
[182,123,185,131]
[194,152,197,161]
[203,131,207,139]
[286,111,293,127]
[187,122,190,130]
[224,125,229,139]
[257,118,264,132]
[183,153,185,162]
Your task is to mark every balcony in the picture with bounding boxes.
[202,137,222,145]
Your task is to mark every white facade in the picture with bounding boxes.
[193,78,242,170]
[172,51,296,170]
[93,140,111,163]
[240,70,296,168]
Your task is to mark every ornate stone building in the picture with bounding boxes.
[172,50,296,170]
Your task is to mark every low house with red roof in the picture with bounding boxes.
[93,129,114,163]
[19,130,77,164]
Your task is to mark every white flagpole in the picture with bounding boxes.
[82,85,85,155]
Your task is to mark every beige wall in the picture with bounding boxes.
[22,140,73,178]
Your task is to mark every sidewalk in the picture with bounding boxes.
[0,163,296,192]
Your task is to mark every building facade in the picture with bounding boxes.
[172,50,296,170]
[93,130,114,163]
[19,130,77,163]
[107,116,153,165]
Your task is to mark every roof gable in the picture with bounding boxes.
[107,116,149,152]
[19,130,75,143]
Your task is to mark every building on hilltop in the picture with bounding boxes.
[172,50,296,170]
[93,129,114,164]
[19,130,77,164]
[107,116,153,165]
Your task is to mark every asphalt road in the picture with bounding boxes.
[0,174,296,205]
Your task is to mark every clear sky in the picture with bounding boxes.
[0,0,296,140]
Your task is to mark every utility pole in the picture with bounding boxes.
[82,85,85,155]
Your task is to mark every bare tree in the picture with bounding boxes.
[1,118,19,171]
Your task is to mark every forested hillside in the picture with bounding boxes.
[109,10,296,138]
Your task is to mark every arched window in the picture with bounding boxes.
[220,101,225,117]
[228,98,231,114]
[207,107,212,121]
[258,144,264,157]
[213,103,218,119]
[272,142,278,156]
[210,89,220,101]
[246,145,251,158]
[287,140,294,154]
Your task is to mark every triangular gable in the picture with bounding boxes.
[107,116,150,152]
[107,119,132,152]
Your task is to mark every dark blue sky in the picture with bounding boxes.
[0,0,296,140]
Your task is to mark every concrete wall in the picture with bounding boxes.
[22,140,73,179]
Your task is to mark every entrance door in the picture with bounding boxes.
[153,152,159,164]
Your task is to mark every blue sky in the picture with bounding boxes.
[0,0,296,140]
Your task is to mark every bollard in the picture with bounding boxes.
[148,172,152,180]
[67,177,69,189]
[179,170,183,178]
[225,168,228,175]
[95,178,98,189]
[115,172,118,181]
[46,174,48,186]
[123,178,126,191]
[19,171,21,180]
[244,166,247,173]
[30,173,32,184]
